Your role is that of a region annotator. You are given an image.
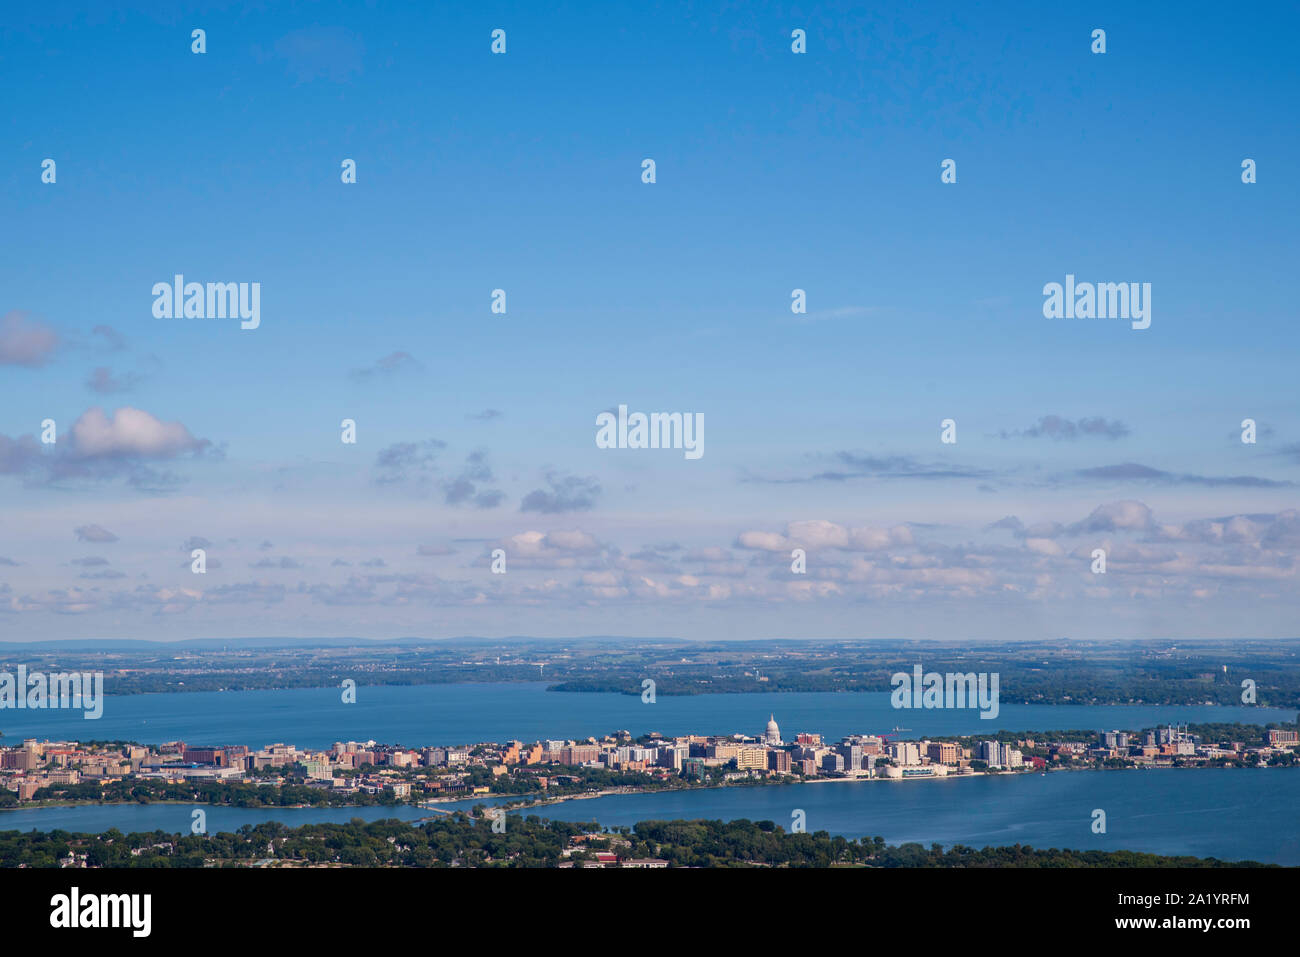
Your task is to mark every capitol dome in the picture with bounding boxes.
[764,714,782,745]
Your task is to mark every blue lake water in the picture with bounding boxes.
[509,768,1300,864]
[0,682,1290,750]
[3,768,1297,865]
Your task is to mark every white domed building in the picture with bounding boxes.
[763,714,782,746]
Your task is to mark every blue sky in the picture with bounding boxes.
[2,1,1298,641]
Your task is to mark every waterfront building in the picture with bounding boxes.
[821,753,845,773]
[837,743,864,770]
[890,742,921,766]
[926,741,959,765]
[881,764,949,779]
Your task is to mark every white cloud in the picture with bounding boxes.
[70,407,206,459]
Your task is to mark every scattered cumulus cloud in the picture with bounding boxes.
[520,471,602,513]
[71,407,208,459]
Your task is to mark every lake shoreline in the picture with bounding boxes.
[7,760,1297,818]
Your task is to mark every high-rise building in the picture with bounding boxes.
[768,750,792,773]
[890,742,921,766]
[926,741,959,765]
[658,746,685,771]
[560,745,599,765]
[836,743,864,770]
